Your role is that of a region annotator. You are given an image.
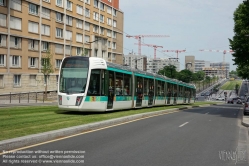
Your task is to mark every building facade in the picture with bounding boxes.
[146,58,180,73]
[0,0,123,94]
[195,60,210,72]
[185,56,195,72]
[202,67,224,78]
[210,62,230,78]
[123,54,147,71]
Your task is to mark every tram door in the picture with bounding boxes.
[148,79,154,106]
[107,71,114,109]
[136,77,143,107]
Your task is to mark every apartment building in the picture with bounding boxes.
[195,60,210,72]
[202,67,224,78]
[147,58,180,73]
[0,0,123,94]
[123,54,147,71]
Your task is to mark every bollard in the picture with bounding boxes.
[19,93,20,103]
[28,92,29,103]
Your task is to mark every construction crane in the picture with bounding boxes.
[199,49,234,78]
[135,43,163,59]
[162,49,186,60]
[126,35,169,55]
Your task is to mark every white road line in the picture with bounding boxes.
[179,122,189,127]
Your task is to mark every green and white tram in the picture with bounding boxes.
[58,56,196,112]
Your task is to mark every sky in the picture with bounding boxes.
[119,0,244,71]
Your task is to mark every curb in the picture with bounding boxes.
[242,116,249,127]
[0,104,217,152]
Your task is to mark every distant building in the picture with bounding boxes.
[123,54,147,71]
[146,58,180,73]
[195,60,210,72]
[202,67,224,78]
[185,56,195,72]
[210,62,230,78]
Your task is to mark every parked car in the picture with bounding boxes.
[243,97,249,115]
[227,97,241,104]
[216,96,225,100]
[201,93,205,96]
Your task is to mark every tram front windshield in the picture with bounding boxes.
[59,58,89,94]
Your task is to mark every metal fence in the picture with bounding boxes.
[0,91,57,104]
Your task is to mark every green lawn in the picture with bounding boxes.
[220,80,242,90]
[0,102,217,141]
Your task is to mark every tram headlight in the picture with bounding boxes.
[75,96,83,106]
[58,95,62,105]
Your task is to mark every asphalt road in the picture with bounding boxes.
[1,104,248,166]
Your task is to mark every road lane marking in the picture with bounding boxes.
[0,110,181,155]
[179,122,189,127]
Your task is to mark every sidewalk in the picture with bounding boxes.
[0,100,57,108]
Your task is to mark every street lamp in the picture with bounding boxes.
[81,39,99,57]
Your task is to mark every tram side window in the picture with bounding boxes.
[144,78,148,96]
[179,86,183,97]
[173,84,178,97]
[87,69,101,96]
[137,76,144,96]
[115,72,123,96]
[124,74,131,95]
[167,83,172,97]
[157,80,161,96]
[161,82,165,96]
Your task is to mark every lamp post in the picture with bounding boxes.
[82,39,99,57]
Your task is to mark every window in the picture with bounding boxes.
[0,14,6,27]
[28,21,39,33]
[44,75,50,85]
[10,16,21,30]
[76,47,82,55]
[77,5,83,15]
[85,0,90,4]
[100,3,104,10]
[100,27,104,35]
[94,0,99,8]
[100,14,104,23]
[84,22,90,31]
[65,45,71,55]
[56,12,63,22]
[108,41,111,48]
[11,55,21,67]
[65,30,72,40]
[94,49,98,57]
[76,33,83,42]
[0,0,6,6]
[112,42,116,49]
[41,58,50,67]
[42,7,50,19]
[10,36,21,48]
[84,35,90,43]
[85,8,90,17]
[0,54,6,66]
[113,31,116,38]
[115,72,124,96]
[28,40,38,50]
[67,0,72,10]
[76,19,83,29]
[10,0,21,11]
[14,75,21,86]
[56,0,63,7]
[113,20,117,27]
[66,15,72,26]
[56,59,62,68]
[56,28,63,38]
[88,69,101,96]
[41,24,50,36]
[93,12,99,21]
[30,75,37,86]
[113,9,117,16]
[107,30,111,37]
[108,0,112,2]
[107,6,112,14]
[55,44,63,54]
[29,57,38,68]
[93,25,98,33]
[42,41,49,51]
[29,3,38,15]
[107,18,112,25]
[0,75,3,87]
[0,35,6,47]
[43,0,50,3]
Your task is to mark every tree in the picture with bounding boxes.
[177,69,193,83]
[81,47,88,56]
[229,0,249,78]
[158,65,178,79]
[41,48,54,100]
